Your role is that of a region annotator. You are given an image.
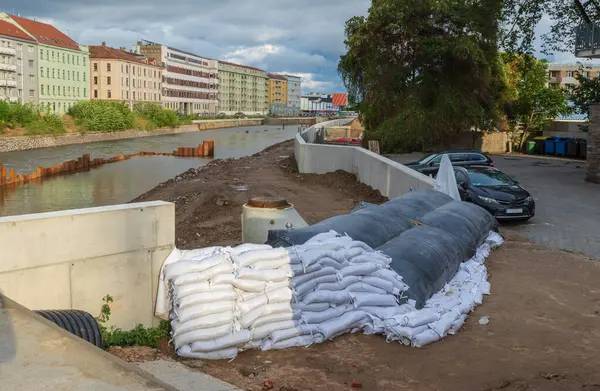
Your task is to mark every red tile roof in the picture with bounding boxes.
[267,73,288,81]
[89,44,161,67]
[8,14,80,51]
[219,60,265,73]
[0,19,35,41]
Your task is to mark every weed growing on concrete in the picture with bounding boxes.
[96,293,170,349]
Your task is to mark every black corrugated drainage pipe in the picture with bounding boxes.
[34,309,103,348]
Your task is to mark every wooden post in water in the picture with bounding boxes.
[0,164,5,186]
[197,143,203,156]
[8,169,15,184]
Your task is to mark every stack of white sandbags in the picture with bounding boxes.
[155,230,503,359]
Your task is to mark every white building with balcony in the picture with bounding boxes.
[134,40,218,115]
[0,17,39,104]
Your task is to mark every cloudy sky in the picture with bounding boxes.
[2,1,599,94]
[1,0,371,93]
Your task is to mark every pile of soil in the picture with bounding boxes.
[130,140,600,391]
[133,140,386,249]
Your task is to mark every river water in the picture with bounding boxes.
[0,125,298,217]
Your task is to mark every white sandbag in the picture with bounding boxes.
[317,276,360,292]
[361,304,413,320]
[178,345,238,360]
[191,330,252,353]
[293,267,337,287]
[270,324,321,345]
[210,274,235,286]
[318,257,350,270]
[303,290,352,305]
[251,311,300,329]
[177,301,235,323]
[399,309,440,328]
[252,256,292,270]
[241,339,264,351]
[359,276,396,295]
[236,267,290,281]
[173,262,234,286]
[350,253,391,267]
[301,304,350,324]
[231,279,267,293]
[293,275,338,298]
[339,263,381,279]
[345,247,365,259]
[429,311,458,337]
[294,241,345,252]
[171,282,212,299]
[252,319,299,340]
[176,289,237,310]
[347,240,375,252]
[369,269,407,292]
[351,292,398,308]
[239,302,293,329]
[455,300,474,315]
[172,310,234,336]
[261,334,320,351]
[291,302,330,312]
[238,287,293,315]
[386,324,429,344]
[318,311,367,340]
[302,230,342,244]
[232,247,287,267]
[449,314,467,335]
[164,254,228,281]
[346,283,388,295]
[174,324,233,349]
[425,297,462,313]
[412,329,441,347]
[480,281,491,295]
[229,243,273,255]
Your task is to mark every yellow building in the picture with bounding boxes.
[547,63,600,88]
[89,42,162,107]
[267,73,288,115]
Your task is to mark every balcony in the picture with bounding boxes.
[575,24,600,58]
[0,63,17,72]
[0,46,16,56]
[0,79,17,88]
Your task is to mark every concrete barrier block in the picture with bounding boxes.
[70,249,154,329]
[0,263,71,310]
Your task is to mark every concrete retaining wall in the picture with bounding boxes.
[0,119,265,153]
[0,201,175,329]
[295,120,434,198]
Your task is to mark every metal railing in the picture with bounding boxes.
[575,24,600,55]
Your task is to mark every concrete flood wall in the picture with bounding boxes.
[0,201,174,329]
[295,119,435,197]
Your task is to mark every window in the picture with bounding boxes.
[58,86,61,96]
[46,50,49,59]
[94,89,98,98]
[126,77,128,85]
[77,71,80,81]
[77,87,80,96]
[469,154,487,162]
[62,53,65,63]
[29,89,34,97]
[40,66,44,77]
[121,64,124,73]
[52,69,55,78]
[126,91,129,99]
[16,44,22,52]
[72,54,74,64]
[449,153,468,162]
[144,68,146,77]
[83,57,86,66]
[144,92,146,100]
[41,85,44,95]
[57,70,60,79]
[93,63,98,71]
[107,90,112,98]
[52,85,56,95]
[133,91,136,100]
[133,79,135,87]
[52,52,55,61]
[41,102,45,111]
[144,80,146,88]
[154,81,156,89]
[132,66,135,74]
[121,77,124,86]
[583,71,590,78]
[67,55,70,64]
[62,70,65,79]
[17,58,22,66]
[46,68,49,78]
[83,73,86,82]
[29,75,34,82]
[68,87,71,96]
[84,88,87,97]
[67,71,70,80]
[566,71,574,78]
[77,56,79,65]
[40,49,44,60]
[93,76,98,85]
[121,91,124,99]
[107,76,111,85]
[107,63,111,72]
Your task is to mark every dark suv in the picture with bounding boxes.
[404,150,494,176]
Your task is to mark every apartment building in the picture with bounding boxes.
[547,63,600,88]
[217,61,268,115]
[0,18,38,104]
[89,42,162,107]
[267,73,288,115]
[1,14,90,114]
[284,74,302,115]
[134,40,218,115]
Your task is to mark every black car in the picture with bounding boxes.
[405,150,494,176]
[453,166,535,220]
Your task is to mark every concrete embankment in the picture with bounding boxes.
[0,119,265,153]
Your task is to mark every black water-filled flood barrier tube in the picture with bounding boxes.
[34,309,103,348]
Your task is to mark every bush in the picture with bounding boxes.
[25,113,66,135]
[0,101,40,128]
[134,102,180,129]
[69,100,135,132]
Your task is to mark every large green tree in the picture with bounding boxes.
[339,0,506,152]
[502,54,571,146]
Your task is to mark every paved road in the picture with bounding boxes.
[387,153,600,259]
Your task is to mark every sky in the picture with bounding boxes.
[2,1,600,94]
[0,0,371,94]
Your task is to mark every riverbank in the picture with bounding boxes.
[0,119,264,153]
[127,140,600,390]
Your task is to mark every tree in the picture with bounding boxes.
[569,66,600,117]
[502,54,571,147]
[338,0,506,152]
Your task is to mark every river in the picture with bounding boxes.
[0,125,299,217]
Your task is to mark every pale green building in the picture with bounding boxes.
[218,61,268,115]
[4,13,90,114]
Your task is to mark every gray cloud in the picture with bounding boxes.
[2,0,370,92]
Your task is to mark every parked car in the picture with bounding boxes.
[452,166,535,220]
[404,150,494,176]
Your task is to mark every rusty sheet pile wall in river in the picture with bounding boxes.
[0,140,215,187]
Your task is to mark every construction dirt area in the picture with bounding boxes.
[131,140,600,391]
